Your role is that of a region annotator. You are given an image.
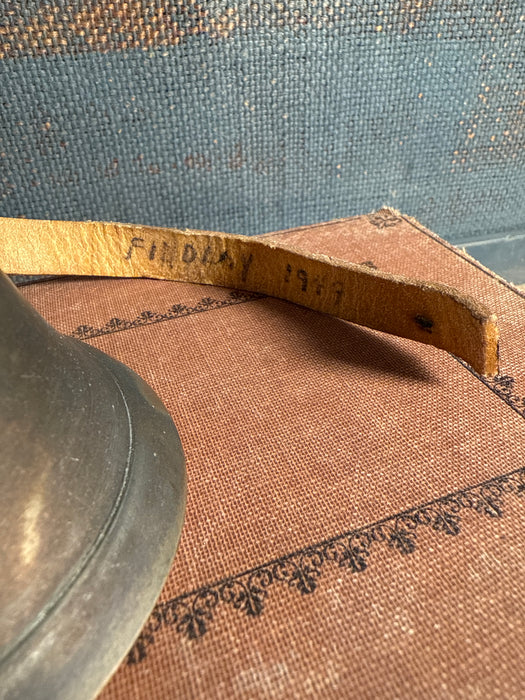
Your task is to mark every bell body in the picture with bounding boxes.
[0,273,186,699]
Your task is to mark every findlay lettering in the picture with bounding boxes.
[124,236,254,282]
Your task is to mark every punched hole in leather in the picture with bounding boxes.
[0,215,499,376]
[0,215,499,699]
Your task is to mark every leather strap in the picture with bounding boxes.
[0,216,499,376]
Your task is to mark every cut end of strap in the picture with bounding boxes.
[0,214,502,378]
[454,310,499,378]
[477,313,500,378]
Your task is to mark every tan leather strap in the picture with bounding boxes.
[0,216,499,376]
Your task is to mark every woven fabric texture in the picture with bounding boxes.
[19,213,525,698]
[0,2,524,245]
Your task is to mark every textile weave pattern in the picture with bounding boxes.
[0,2,524,245]
[18,213,525,698]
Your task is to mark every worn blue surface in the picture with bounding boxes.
[0,24,523,244]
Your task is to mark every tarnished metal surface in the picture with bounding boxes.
[0,271,186,699]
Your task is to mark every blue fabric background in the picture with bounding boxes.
[0,3,523,247]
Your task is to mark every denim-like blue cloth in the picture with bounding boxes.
[0,2,523,246]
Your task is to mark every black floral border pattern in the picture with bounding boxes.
[464,367,525,420]
[124,361,525,663]
[127,459,525,663]
[70,290,266,340]
[64,284,525,663]
[367,209,401,229]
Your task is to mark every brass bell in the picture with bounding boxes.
[0,213,502,698]
[0,271,186,699]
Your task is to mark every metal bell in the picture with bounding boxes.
[0,271,186,699]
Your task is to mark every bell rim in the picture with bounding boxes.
[1,339,186,700]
